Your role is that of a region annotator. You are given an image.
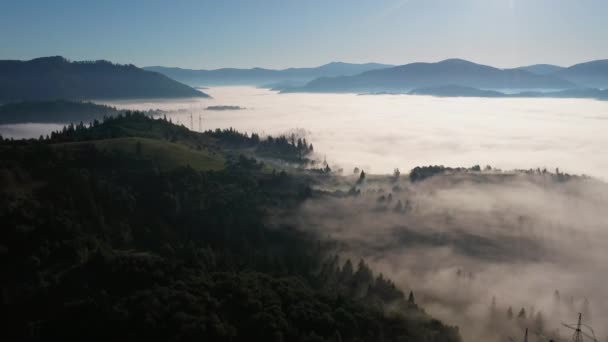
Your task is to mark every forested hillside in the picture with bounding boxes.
[0,56,208,101]
[0,100,120,124]
[0,113,460,342]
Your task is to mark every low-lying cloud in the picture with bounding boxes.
[99,86,608,179]
[290,172,608,342]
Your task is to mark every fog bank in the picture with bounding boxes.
[100,86,608,179]
[291,172,608,342]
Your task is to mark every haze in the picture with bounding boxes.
[91,87,608,179]
[292,172,608,342]
[2,0,608,68]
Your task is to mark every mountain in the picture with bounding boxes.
[144,62,394,87]
[516,87,608,100]
[515,64,564,75]
[408,84,506,97]
[407,85,608,100]
[0,100,122,124]
[284,59,575,93]
[0,56,209,102]
[553,59,608,89]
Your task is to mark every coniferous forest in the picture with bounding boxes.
[0,112,461,342]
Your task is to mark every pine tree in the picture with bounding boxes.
[517,307,526,320]
[393,200,403,212]
[341,259,354,281]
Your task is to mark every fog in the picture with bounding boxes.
[290,172,608,342]
[102,89,608,341]
[3,87,608,179]
[99,86,608,179]
[3,86,607,341]
[0,123,65,139]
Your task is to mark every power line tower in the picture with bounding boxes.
[563,313,598,342]
[198,114,202,132]
[190,113,194,131]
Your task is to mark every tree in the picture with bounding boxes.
[408,291,415,304]
[357,170,366,184]
[393,200,403,212]
[517,307,526,320]
[507,307,513,320]
[341,259,354,281]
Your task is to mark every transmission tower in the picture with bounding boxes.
[563,313,598,342]
[198,114,202,132]
[190,113,193,131]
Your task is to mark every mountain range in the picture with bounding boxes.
[144,62,394,87]
[551,59,608,89]
[282,59,581,93]
[146,58,608,96]
[514,64,564,75]
[2,56,608,103]
[0,56,208,102]
[406,84,608,100]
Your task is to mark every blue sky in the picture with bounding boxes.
[1,0,607,69]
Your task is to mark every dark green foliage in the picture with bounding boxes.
[0,56,208,101]
[409,164,582,183]
[0,100,121,124]
[205,128,313,163]
[0,114,460,341]
[409,165,487,182]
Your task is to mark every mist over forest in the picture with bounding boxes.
[288,169,608,342]
[2,1,608,341]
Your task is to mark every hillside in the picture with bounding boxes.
[554,59,608,89]
[0,113,461,341]
[406,85,608,100]
[514,64,564,75]
[145,62,394,87]
[0,56,209,102]
[0,100,121,124]
[408,85,506,97]
[285,59,575,93]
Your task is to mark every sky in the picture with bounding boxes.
[1,0,607,69]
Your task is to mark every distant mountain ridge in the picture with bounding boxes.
[405,84,608,100]
[514,64,564,75]
[554,59,608,89]
[284,59,576,93]
[0,56,209,102]
[144,62,395,86]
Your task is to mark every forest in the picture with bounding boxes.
[0,112,461,341]
[0,100,121,124]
